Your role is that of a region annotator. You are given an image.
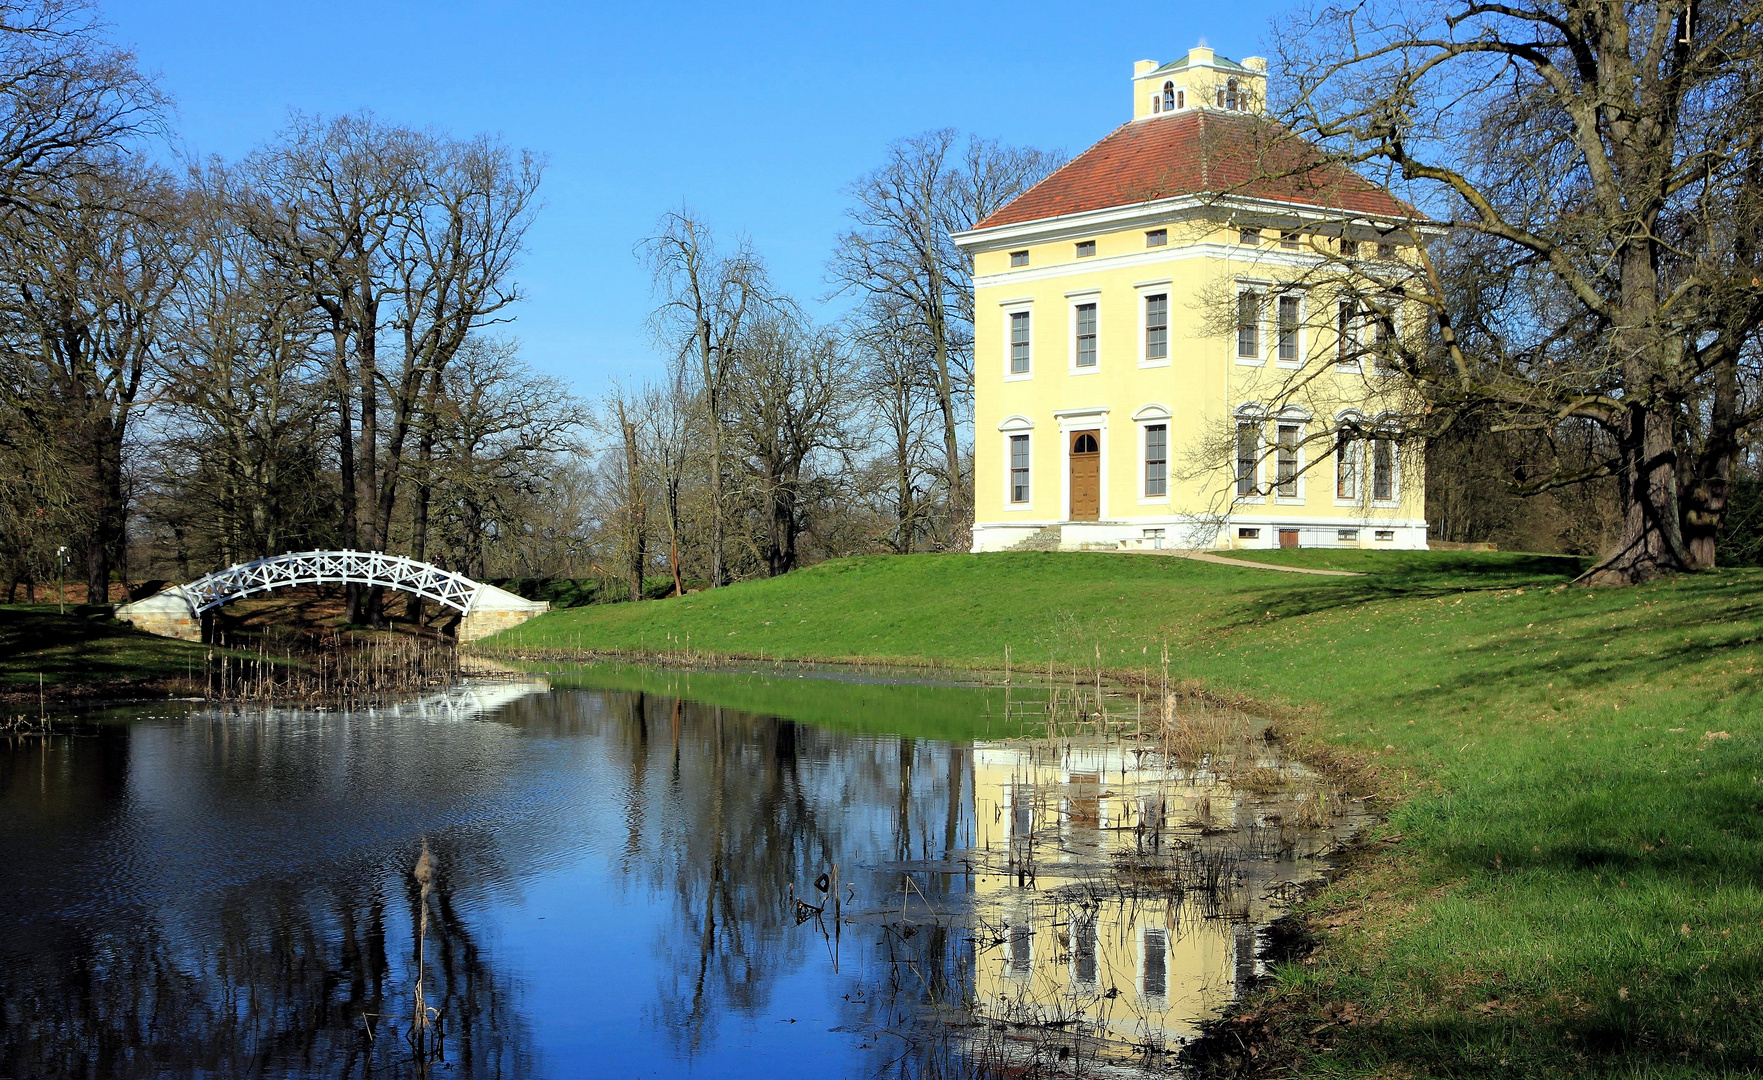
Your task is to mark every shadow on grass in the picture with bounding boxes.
[0,605,204,687]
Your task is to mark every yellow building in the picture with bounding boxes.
[954,47,1429,553]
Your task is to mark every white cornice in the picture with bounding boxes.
[954,193,1440,252]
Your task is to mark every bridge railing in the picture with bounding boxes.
[180,550,486,615]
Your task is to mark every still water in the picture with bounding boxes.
[0,672,1360,1078]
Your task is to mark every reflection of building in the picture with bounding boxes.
[968,743,1272,1054]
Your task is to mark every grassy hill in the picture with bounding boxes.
[0,604,217,695]
[478,550,1763,1078]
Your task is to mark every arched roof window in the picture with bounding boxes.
[1162,81,1175,111]
[1225,78,1239,110]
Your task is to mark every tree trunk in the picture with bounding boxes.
[620,407,646,603]
[83,415,126,606]
[355,277,383,625]
[1585,398,1691,584]
[1682,350,1738,570]
[333,322,362,623]
[699,318,724,588]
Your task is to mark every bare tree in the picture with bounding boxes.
[423,338,584,581]
[1271,0,1763,582]
[641,209,777,588]
[247,114,541,619]
[636,375,699,595]
[0,160,189,602]
[156,163,332,566]
[724,314,854,577]
[830,131,1061,528]
[0,1,164,225]
[851,301,940,553]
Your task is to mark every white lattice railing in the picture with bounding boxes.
[179,550,486,615]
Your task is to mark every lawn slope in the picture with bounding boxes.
[480,550,1763,1077]
[0,605,212,699]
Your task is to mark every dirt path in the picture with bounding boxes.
[1127,549,1364,576]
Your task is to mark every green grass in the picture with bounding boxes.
[479,550,1763,1077]
[0,604,214,693]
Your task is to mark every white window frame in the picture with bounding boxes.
[1235,284,1266,366]
[1133,404,1172,505]
[1275,291,1304,368]
[1001,299,1033,382]
[1335,297,1362,372]
[1233,408,1265,503]
[1333,415,1364,506]
[1136,279,1172,368]
[1272,413,1308,503]
[1370,431,1400,505]
[1067,290,1101,376]
[1370,301,1401,376]
[998,415,1035,512]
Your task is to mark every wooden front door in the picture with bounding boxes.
[1279,529,1300,549]
[1069,430,1100,521]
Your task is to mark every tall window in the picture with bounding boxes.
[1176,89,1185,109]
[1372,306,1396,373]
[1277,295,1300,362]
[1162,81,1175,111]
[1009,310,1031,374]
[1337,299,1358,367]
[1075,303,1098,367]
[1275,424,1299,497]
[1372,437,1395,500]
[1145,424,1168,497]
[1335,431,1357,499]
[1236,291,1260,358]
[1010,434,1030,502]
[1145,293,1168,361]
[1225,78,1239,110]
[1235,422,1259,496]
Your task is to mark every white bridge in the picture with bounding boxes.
[114,550,549,643]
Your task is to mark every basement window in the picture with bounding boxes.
[1238,527,1261,540]
[1337,529,1359,541]
[1375,529,1396,541]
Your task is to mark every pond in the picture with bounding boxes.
[0,668,1367,1078]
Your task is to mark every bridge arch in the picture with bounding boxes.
[114,550,548,642]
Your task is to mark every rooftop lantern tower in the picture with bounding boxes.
[1132,46,1267,120]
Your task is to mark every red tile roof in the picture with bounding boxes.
[976,110,1415,230]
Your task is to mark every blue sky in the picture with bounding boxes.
[109,1,1276,395]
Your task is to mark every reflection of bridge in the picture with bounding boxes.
[114,550,548,643]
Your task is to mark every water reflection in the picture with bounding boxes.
[0,679,1358,1078]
